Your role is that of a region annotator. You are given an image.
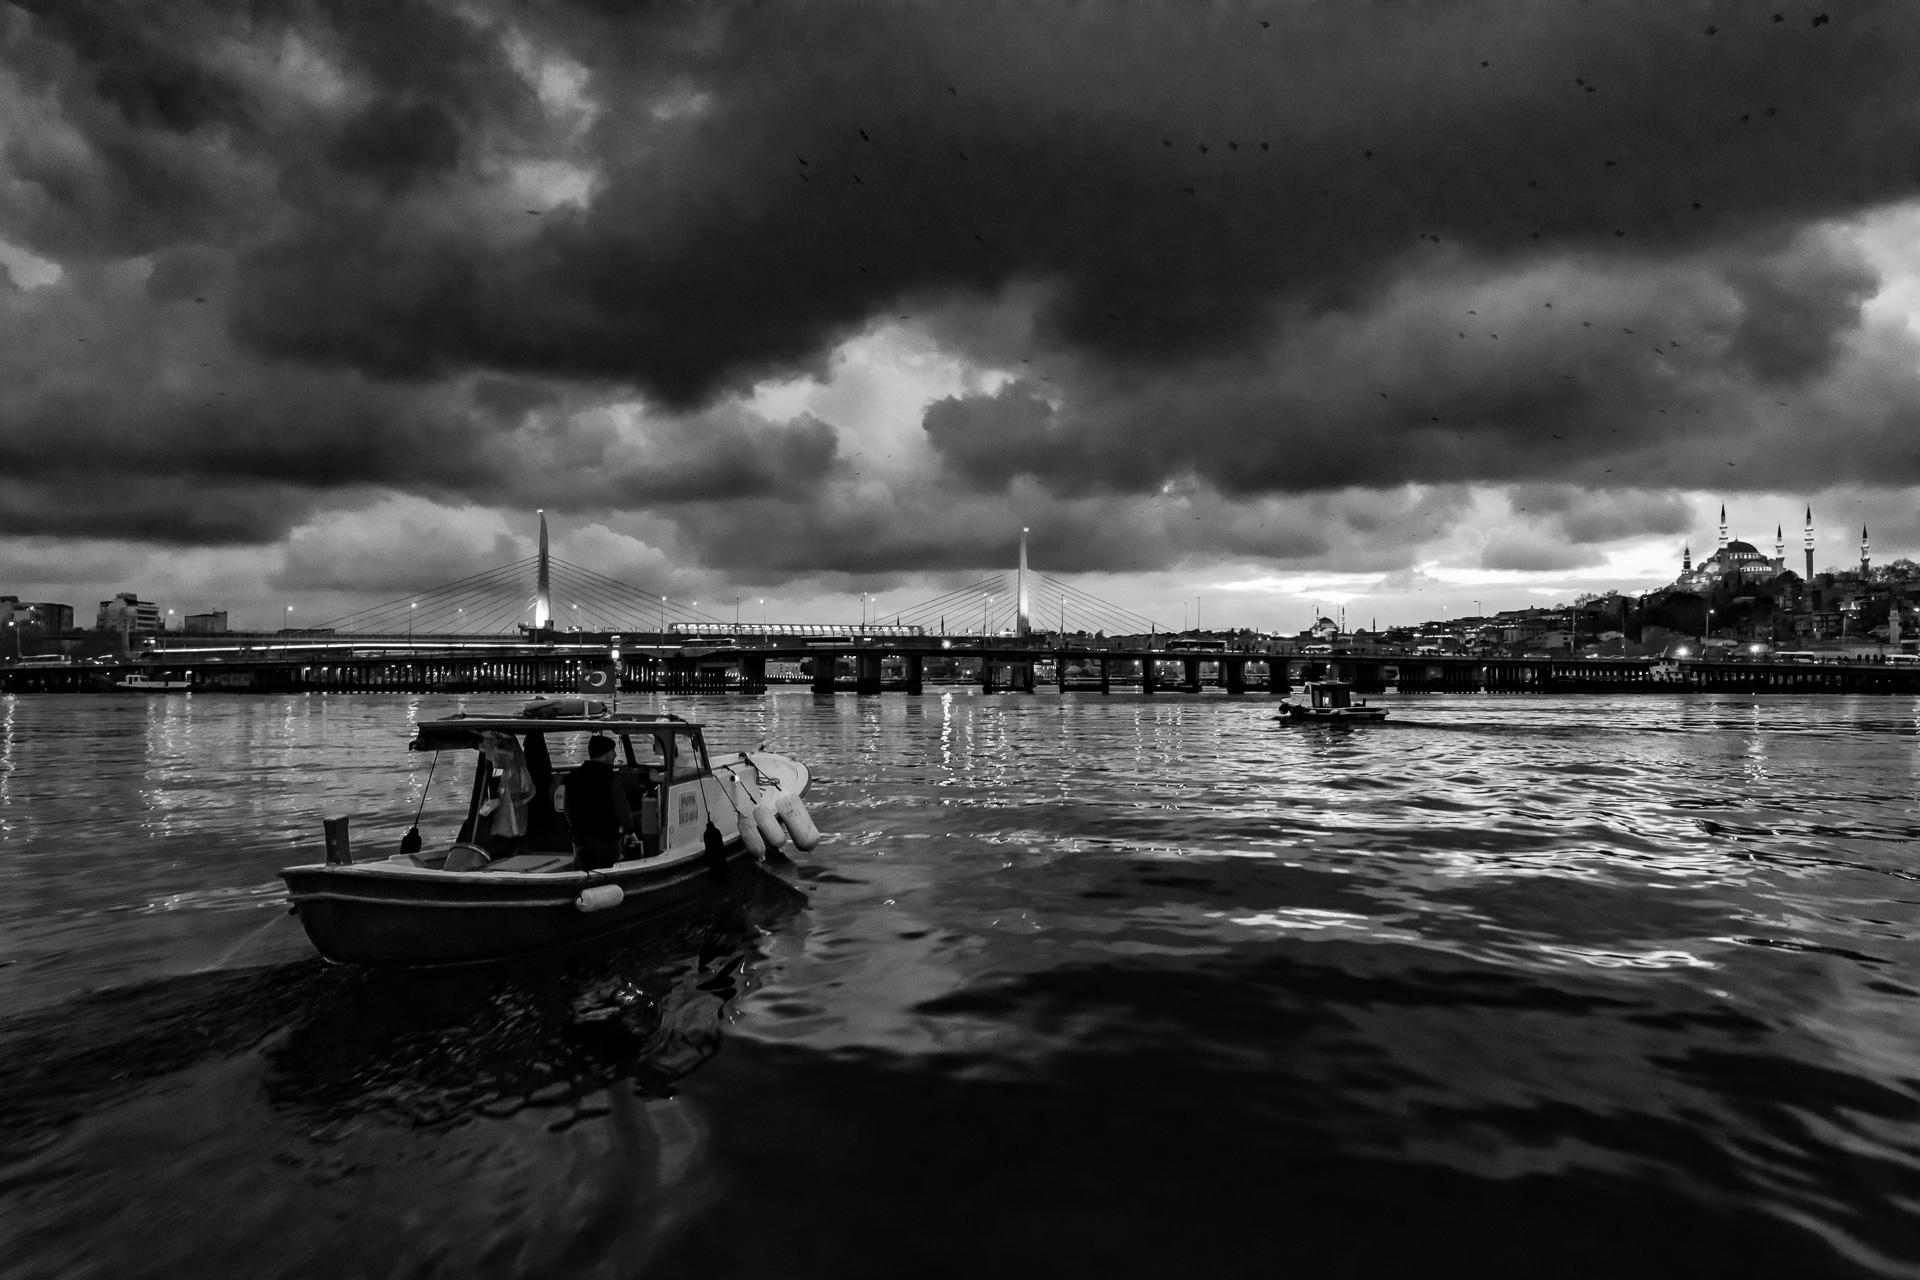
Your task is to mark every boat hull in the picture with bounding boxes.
[282,844,757,967]
[1278,705,1388,722]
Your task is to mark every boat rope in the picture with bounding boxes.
[410,752,439,826]
[400,751,440,854]
[738,751,783,790]
[714,760,764,819]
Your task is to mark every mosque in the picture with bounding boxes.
[1675,505,1869,592]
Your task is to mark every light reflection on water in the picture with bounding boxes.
[0,688,1918,1277]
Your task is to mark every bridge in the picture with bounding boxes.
[10,644,1920,697]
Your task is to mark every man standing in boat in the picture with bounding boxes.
[564,735,636,870]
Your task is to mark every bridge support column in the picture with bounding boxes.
[904,653,923,695]
[1352,661,1385,694]
[1180,657,1201,693]
[1141,656,1157,694]
[1225,657,1246,695]
[856,650,882,695]
[980,654,995,693]
[1100,657,1111,694]
[811,652,837,696]
[740,654,767,692]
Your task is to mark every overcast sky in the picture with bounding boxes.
[5,1,1920,633]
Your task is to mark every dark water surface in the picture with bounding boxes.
[2,689,1917,1278]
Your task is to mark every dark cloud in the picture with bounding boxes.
[602,411,837,505]
[0,474,318,545]
[1479,530,1606,573]
[328,98,465,191]
[184,2,1920,408]
[918,231,1920,500]
[922,386,1073,491]
[1509,486,1696,545]
[8,0,1920,601]
[1725,233,1879,381]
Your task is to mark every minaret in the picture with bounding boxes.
[535,509,552,629]
[1016,527,1031,637]
[1774,524,1784,572]
[1718,503,1728,553]
[1682,542,1692,574]
[1861,524,1871,576]
[1804,506,1814,580]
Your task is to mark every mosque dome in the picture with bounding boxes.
[1724,539,1761,555]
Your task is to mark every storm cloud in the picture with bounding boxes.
[7,1,1920,624]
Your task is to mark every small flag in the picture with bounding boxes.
[579,668,613,694]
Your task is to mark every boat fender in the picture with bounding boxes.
[775,792,822,852]
[737,807,768,859]
[702,819,729,882]
[576,883,625,913]
[753,796,788,851]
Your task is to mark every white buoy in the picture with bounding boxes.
[575,883,625,913]
[753,796,787,850]
[775,792,821,852]
[737,806,768,858]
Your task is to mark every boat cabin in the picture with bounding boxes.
[406,711,722,870]
[1307,680,1354,709]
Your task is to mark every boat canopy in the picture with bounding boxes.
[410,712,704,753]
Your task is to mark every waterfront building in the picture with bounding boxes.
[96,592,162,635]
[184,610,229,635]
[1,597,76,632]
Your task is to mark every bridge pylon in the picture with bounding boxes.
[533,510,553,629]
[1017,527,1030,638]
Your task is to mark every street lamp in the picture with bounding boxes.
[409,601,415,641]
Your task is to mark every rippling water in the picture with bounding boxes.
[1,689,1917,1278]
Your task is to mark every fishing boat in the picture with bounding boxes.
[281,709,818,967]
[115,673,192,692]
[1277,679,1388,722]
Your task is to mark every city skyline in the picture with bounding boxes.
[8,5,1920,631]
[5,494,1910,637]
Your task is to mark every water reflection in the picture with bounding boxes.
[265,878,802,1133]
[0,869,803,1163]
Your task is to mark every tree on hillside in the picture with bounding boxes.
[1637,591,1709,637]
